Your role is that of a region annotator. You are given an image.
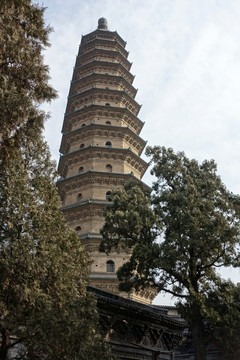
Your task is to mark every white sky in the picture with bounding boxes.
[41,0,240,304]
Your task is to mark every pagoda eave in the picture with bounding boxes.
[61,199,110,212]
[76,48,131,70]
[81,29,126,48]
[78,37,129,58]
[66,87,140,115]
[73,60,134,84]
[57,171,150,198]
[69,73,137,98]
[60,201,106,224]
[58,146,148,178]
[59,123,146,155]
[62,104,143,134]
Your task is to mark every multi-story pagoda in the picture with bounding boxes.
[57,18,155,304]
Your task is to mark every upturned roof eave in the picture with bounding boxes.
[87,286,186,329]
[78,37,129,58]
[67,85,137,102]
[60,123,146,154]
[57,170,151,191]
[62,104,144,133]
[61,199,110,212]
[76,48,131,70]
[73,60,134,83]
[66,87,141,115]
[70,72,137,97]
[63,103,142,123]
[58,145,148,171]
[81,29,126,48]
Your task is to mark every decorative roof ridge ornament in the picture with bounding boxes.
[98,17,108,31]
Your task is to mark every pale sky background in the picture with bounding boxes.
[41,0,240,304]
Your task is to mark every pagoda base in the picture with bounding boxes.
[90,276,157,305]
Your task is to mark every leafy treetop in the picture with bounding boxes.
[101,146,240,360]
[0,0,57,150]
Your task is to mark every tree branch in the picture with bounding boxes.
[160,286,188,299]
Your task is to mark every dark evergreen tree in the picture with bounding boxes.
[0,0,56,150]
[0,137,114,360]
[101,146,240,360]
[0,1,114,358]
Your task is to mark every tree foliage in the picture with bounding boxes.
[101,146,240,360]
[0,0,56,150]
[0,1,114,359]
[0,137,113,359]
[205,281,240,360]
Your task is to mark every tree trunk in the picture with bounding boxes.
[0,326,9,360]
[191,304,206,360]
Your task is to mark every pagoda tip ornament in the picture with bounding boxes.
[98,17,108,30]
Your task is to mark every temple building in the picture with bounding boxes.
[57,18,186,359]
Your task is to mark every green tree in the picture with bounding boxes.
[0,136,113,359]
[0,1,114,358]
[0,0,56,150]
[205,280,240,360]
[101,146,240,360]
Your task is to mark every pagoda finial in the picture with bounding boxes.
[98,18,108,30]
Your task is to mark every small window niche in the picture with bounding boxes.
[106,191,112,201]
[106,121,111,125]
[106,164,112,173]
[78,166,84,173]
[105,141,112,147]
[75,226,82,232]
[106,260,115,273]
[80,143,85,149]
[77,193,82,202]
[105,103,110,107]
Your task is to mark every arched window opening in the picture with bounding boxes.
[106,164,112,173]
[106,191,112,201]
[77,193,82,201]
[105,103,110,106]
[82,123,86,127]
[75,226,81,232]
[105,141,112,147]
[106,121,111,125]
[80,143,85,149]
[106,260,115,273]
[79,166,84,173]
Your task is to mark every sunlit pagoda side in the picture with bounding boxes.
[57,18,155,304]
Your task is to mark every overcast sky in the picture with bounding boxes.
[41,0,240,304]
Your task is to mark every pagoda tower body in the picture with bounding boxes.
[58,18,155,304]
